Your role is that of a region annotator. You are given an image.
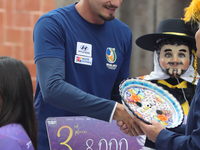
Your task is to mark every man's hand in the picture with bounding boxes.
[136,117,165,142]
[117,120,129,134]
[113,103,144,136]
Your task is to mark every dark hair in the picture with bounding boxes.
[0,56,37,150]
[156,38,192,54]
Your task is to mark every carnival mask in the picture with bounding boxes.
[159,44,190,77]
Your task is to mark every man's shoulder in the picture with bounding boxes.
[107,18,132,37]
[39,3,75,20]
[112,18,131,29]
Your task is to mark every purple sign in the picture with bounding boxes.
[46,116,151,150]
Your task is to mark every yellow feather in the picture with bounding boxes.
[183,0,200,23]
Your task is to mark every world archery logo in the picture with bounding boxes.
[106,47,117,63]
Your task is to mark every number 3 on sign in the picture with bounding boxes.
[57,126,73,150]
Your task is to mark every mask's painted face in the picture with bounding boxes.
[159,44,190,77]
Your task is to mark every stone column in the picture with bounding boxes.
[119,0,156,77]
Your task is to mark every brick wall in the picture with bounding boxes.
[0,0,55,92]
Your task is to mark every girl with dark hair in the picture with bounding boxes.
[0,56,37,150]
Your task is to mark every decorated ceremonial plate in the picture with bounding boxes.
[119,78,184,128]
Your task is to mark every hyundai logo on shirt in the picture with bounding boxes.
[76,42,92,57]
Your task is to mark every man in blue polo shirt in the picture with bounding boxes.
[33,0,143,149]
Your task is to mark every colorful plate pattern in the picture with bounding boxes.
[119,78,184,128]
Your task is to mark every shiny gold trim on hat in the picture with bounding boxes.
[163,32,188,36]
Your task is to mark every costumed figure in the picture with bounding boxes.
[135,18,200,150]
[136,18,199,119]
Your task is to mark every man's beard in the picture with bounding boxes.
[98,13,115,21]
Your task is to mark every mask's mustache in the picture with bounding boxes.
[167,62,183,65]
